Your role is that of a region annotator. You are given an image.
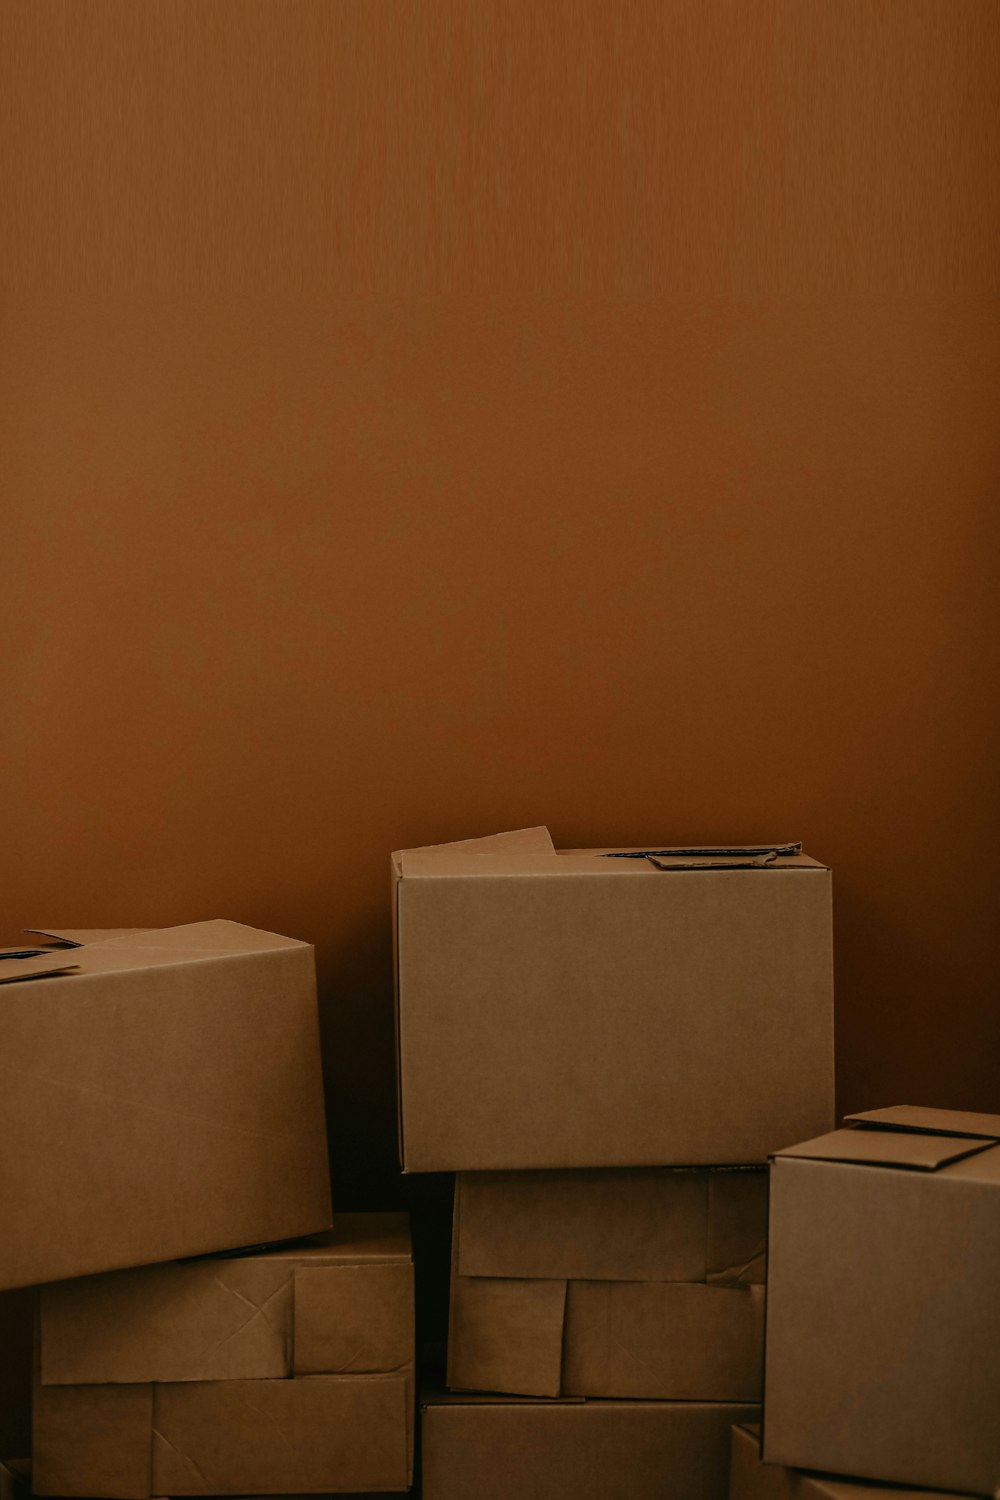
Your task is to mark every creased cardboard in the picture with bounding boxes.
[729,1425,972,1500]
[33,1216,415,1497]
[39,1215,411,1386]
[422,1393,760,1500]
[393,827,833,1170]
[0,920,332,1291]
[449,1168,766,1400]
[764,1108,1000,1495]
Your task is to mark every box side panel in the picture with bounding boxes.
[764,1158,1000,1494]
[400,871,833,1170]
[40,1260,293,1384]
[422,1400,760,1500]
[563,1281,764,1401]
[152,1376,409,1495]
[455,1169,709,1282]
[0,943,332,1289]
[447,1277,566,1398]
[707,1171,769,1285]
[33,1381,152,1499]
[293,1262,414,1376]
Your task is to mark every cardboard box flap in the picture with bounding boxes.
[448,1276,566,1399]
[26,928,153,946]
[563,1281,764,1401]
[293,1261,414,1376]
[0,953,79,984]
[401,848,826,877]
[775,1126,992,1171]
[845,1104,1000,1141]
[7,922,310,985]
[393,826,555,874]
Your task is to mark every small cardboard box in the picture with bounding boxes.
[392,828,833,1170]
[0,921,333,1290]
[422,1393,760,1500]
[448,1166,766,1399]
[730,1424,970,1500]
[33,1215,414,1497]
[763,1106,1000,1496]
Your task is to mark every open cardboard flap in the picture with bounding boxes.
[845,1104,1000,1139]
[1,922,307,987]
[777,1106,1000,1172]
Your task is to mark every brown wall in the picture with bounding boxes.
[2,0,998,1457]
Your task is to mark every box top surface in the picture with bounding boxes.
[397,827,827,878]
[0,920,308,986]
[775,1106,1000,1172]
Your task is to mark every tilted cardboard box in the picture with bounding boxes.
[392,828,833,1170]
[730,1425,971,1500]
[448,1167,766,1399]
[764,1106,1000,1496]
[0,921,332,1290]
[422,1393,760,1500]
[33,1215,414,1497]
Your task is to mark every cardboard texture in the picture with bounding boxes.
[33,1217,415,1497]
[729,1425,972,1500]
[392,827,833,1170]
[422,1394,760,1500]
[764,1107,1000,1496]
[448,1168,766,1399]
[0,921,333,1291]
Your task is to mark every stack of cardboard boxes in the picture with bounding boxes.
[3,834,995,1499]
[0,921,414,1497]
[391,827,837,1498]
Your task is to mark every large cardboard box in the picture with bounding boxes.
[392,828,833,1170]
[730,1424,970,1500]
[448,1166,766,1399]
[764,1106,1000,1496]
[422,1393,760,1500]
[33,1215,414,1496]
[0,921,333,1290]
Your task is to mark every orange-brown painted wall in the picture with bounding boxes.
[2,0,998,1457]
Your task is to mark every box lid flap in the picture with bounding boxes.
[845,1104,1000,1140]
[0,953,79,984]
[26,928,153,947]
[1,921,307,986]
[394,826,554,873]
[775,1126,992,1170]
[401,845,825,877]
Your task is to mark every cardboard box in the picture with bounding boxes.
[730,1424,971,1500]
[763,1106,1000,1496]
[448,1167,766,1399]
[392,828,833,1170]
[0,921,333,1290]
[422,1393,760,1500]
[33,1215,415,1497]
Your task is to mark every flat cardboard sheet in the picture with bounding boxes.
[421,1395,760,1500]
[764,1115,1000,1495]
[0,921,332,1290]
[394,827,833,1170]
[449,1168,767,1400]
